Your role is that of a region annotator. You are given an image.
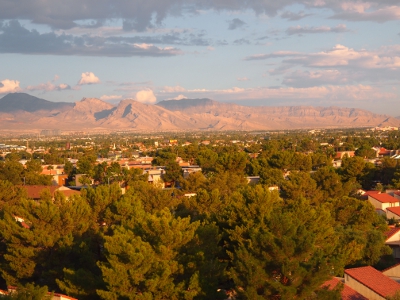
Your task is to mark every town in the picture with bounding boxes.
[1,127,400,299]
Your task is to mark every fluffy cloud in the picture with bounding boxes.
[247,44,400,87]
[286,44,359,67]
[237,77,249,81]
[136,89,157,104]
[0,79,21,94]
[78,72,100,85]
[286,24,349,35]
[169,94,188,100]
[283,44,400,69]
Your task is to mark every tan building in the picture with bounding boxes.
[22,185,80,200]
[368,193,400,211]
[385,227,400,259]
[344,266,400,300]
[322,277,367,300]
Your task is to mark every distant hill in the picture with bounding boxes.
[0,93,73,112]
[0,94,399,132]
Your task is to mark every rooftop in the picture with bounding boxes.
[385,227,400,240]
[345,266,400,298]
[323,277,367,300]
[387,207,400,217]
[368,193,399,203]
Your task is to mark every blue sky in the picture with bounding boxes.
[1,0,400,115]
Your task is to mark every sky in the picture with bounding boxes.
[1,0,400,116]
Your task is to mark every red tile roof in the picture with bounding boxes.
[345,266,400,298]
[21,185,80,199]
[364,190,380,196]
[322,277,368,300]
[369,193,399,203]
[387,207,400,217]
[22,185,60,199]
[385,227,400,239]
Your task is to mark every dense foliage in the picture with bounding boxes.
[0,129,399,299]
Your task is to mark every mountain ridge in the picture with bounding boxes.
[0,93,399,132]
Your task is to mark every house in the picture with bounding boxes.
[368,192,400,211]
[382,263,400,280]
[385,227,400,259]
[335,151,355,159]
[344,266,400,299]
[21,185,80,200]
[387,207,400,220]
[182,166,202,179]
[322,277,367,300]
[246,176,260,185]
[145,168,165,187]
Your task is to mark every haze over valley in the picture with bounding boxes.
[1,93,399,133]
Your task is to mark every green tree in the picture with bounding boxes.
[312,166,344,199]
[97,208,200,299]
[163,161,182,185]
[1,283,50,300]
[222,189,340,299]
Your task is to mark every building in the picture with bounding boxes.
[368,192,400,211]
[21,185,80,200]
[322,277,367,300]
[344,266,400,300]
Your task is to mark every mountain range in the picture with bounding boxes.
[0,93,399,133]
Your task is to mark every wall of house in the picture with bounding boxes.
[368,196,399,211]
[368,197,385,210]
[387,210,400,220]
[383,264,400,277]
[345,274,386,300]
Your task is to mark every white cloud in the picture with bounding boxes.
[78,72,100,85]
[0,79,21,94]
[237,77,249,81]
[136,89,157,104]
[245,44,400,69]
[171,94,188,100]
[284,44,400,70]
